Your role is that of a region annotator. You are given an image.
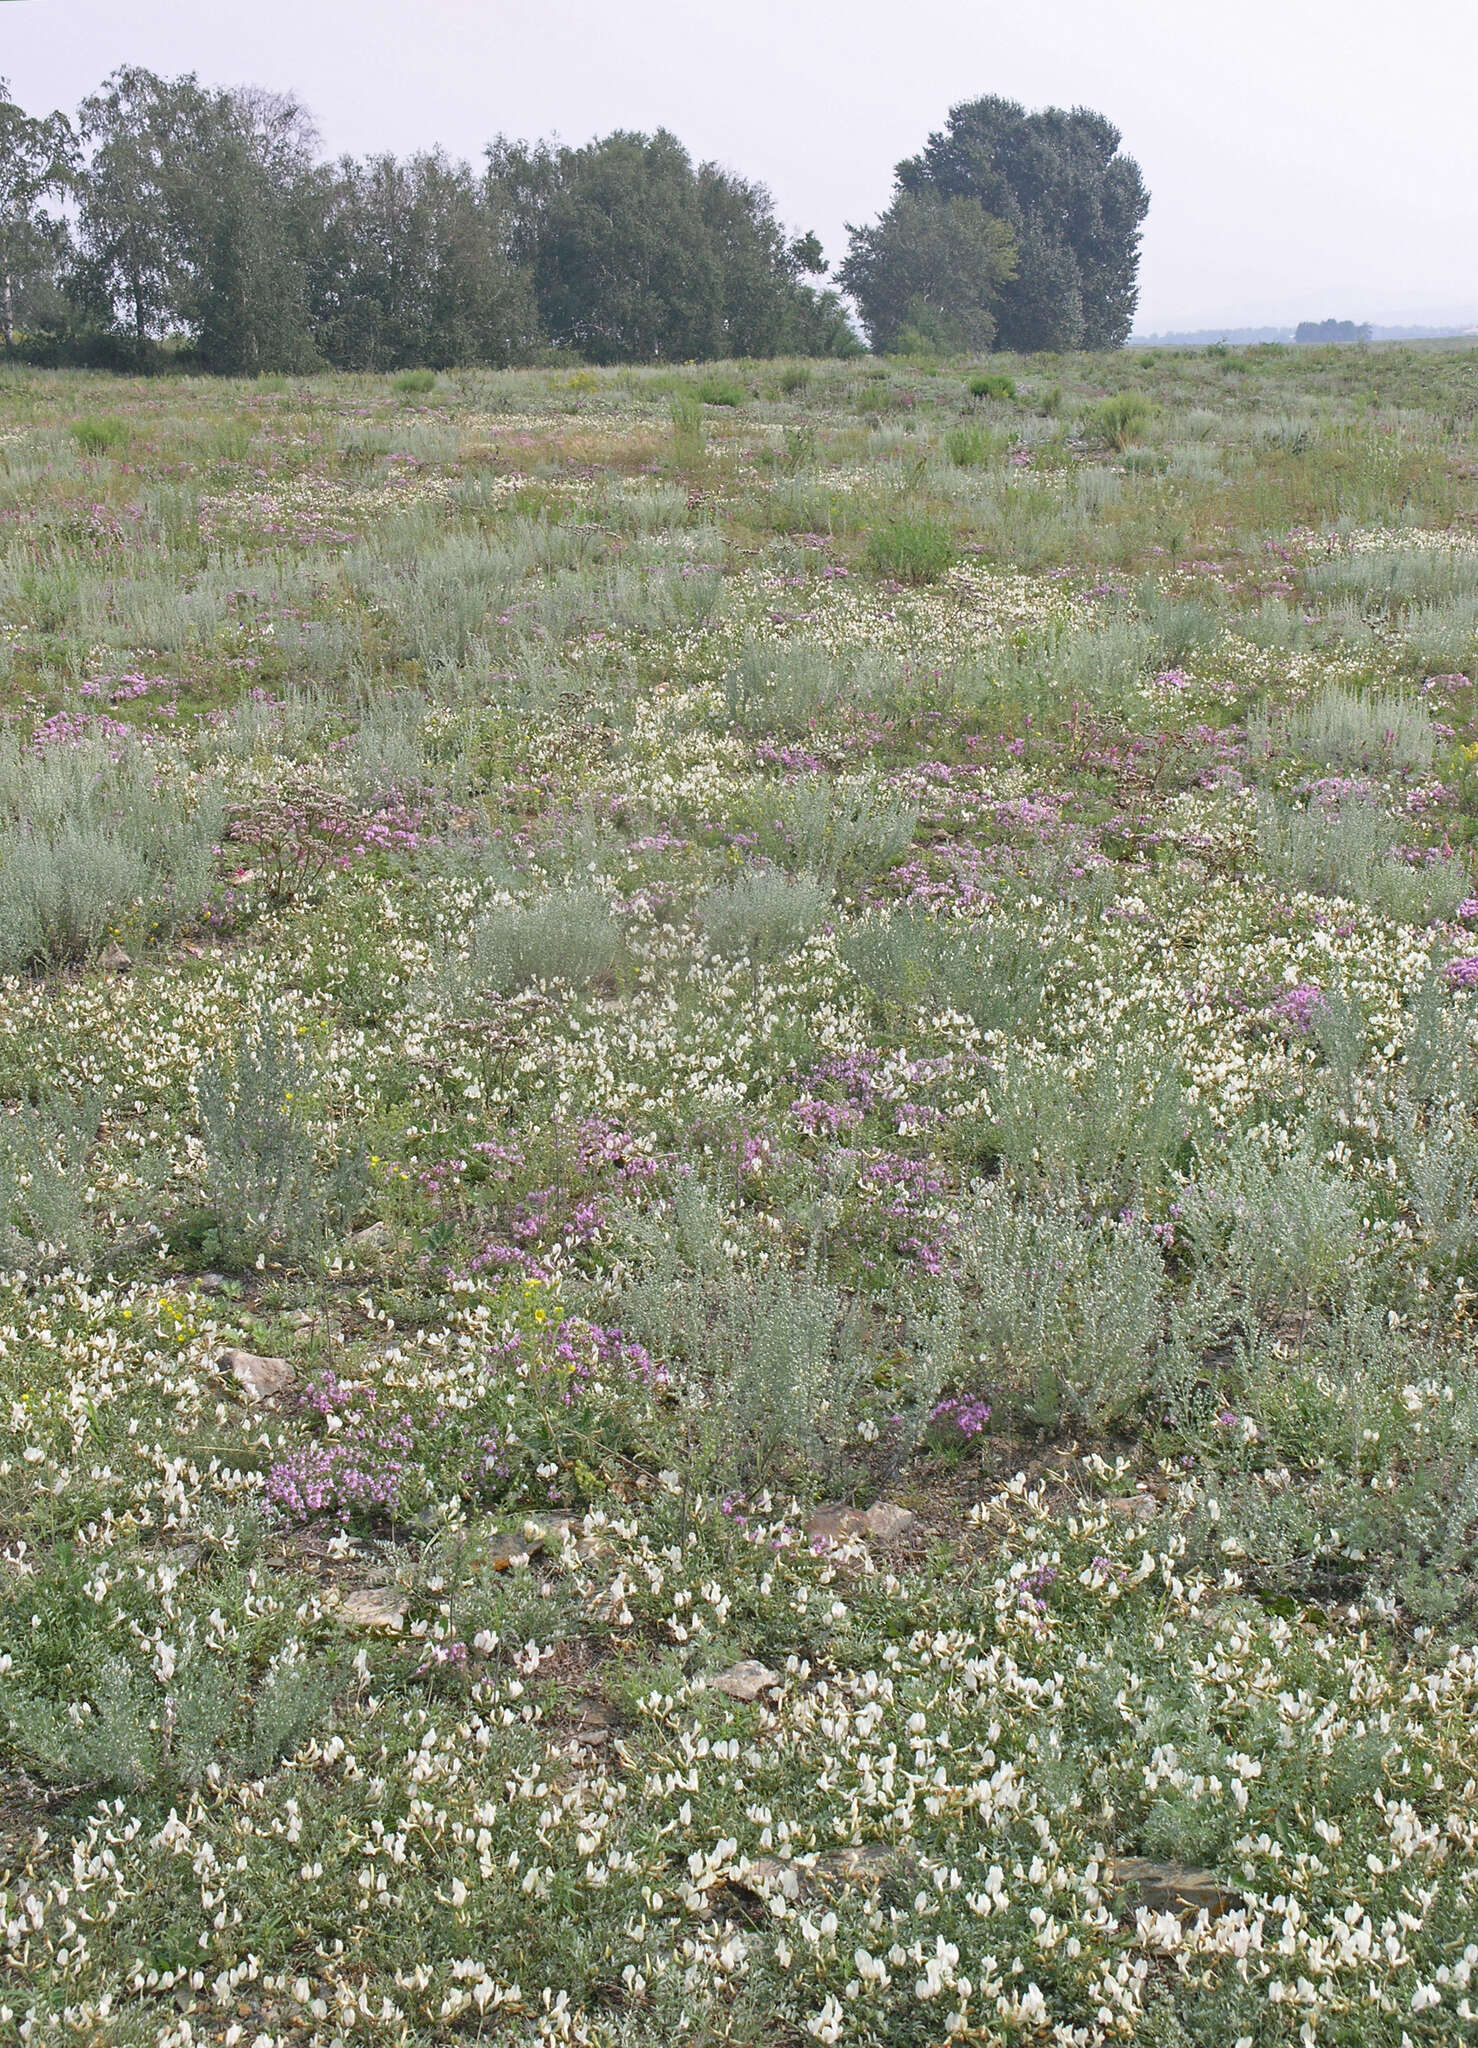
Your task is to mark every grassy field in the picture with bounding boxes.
[1,343,1478,2045]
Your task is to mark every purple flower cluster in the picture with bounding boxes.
[226,781,428,904]
[1271,982,1326,1032]
[1445,955,1478,990]
[931,1393,992,1437]
[32,709,137,752]
[1016,1563,1058,1614]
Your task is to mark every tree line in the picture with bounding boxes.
[0,70,1149,369]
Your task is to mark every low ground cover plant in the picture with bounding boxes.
[0,344,1477,2044]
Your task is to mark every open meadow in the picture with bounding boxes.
[1,343,1478,2044]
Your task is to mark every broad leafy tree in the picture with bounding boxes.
[893,97,1149,351]
[17,72,859,368]
[489,129,852,363]
[838,191,1016,354]
[71,68,207,345]
[846,96,1149,354]
[0,79,72,348]
[310,150,536,369]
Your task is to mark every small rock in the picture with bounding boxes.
[807,1502,915,1544]
[1102,1494,1157,1521]
[340,1586,406,1632]
[734,1855,801,1899]
[824,1843,896,1887]
[862,1501,916,1542]
[473,1530,538,1572]
[289,1312,343,1339]
[99,942,132,972]
[731,1843,897,1902]
[468,1515,572,1574]
[806,1505,867,1545]
[140,1543,201,1575]
[711,1659,780,1702]
[571,1700,620,1745]
[220,1347,295,1404]
[1105,1857,1242,1918]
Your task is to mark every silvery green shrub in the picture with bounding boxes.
[465,887,620,995]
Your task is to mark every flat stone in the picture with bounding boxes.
[734,1855,801,1899]
[807,1502,916,1545]
[823,1843,897,1887]
[806,1506,867,1545]
[468,1515,572,1574]
[340,1586,406,1632]
[711,1659,781,1702]
[1105,1857,1242,1918]
[862,1502,916,1541]
[731,1843,896,1902]
[220,1348,295,1404]
[1102,1495,1157,1520]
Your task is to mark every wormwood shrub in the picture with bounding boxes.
[0,824,150,974]
[1178,1131,1361,1323]
[694,373,746,407]
[770,773,918,889]
[1254,416,1315,455]
[710,1253,867,1487]
[1286,683,1435,771]
[1401,591,1478,667]
[0,737,221,973]
[1304,542,1478,608]
[843,905,1053,1037]
[724,637,840,730]
[1255,795,1468,920]
[984,1046,1196,1206]
[865,511,955,583]
[0,1092,102,1270]
[1400,970,1478,1107]
[950,1184,1165,1430]
[392,369,437,397]
[1054,613,1159,701]
[463,886,620,996]
[1143,588,1222,661]
[618,1197,875,1490]
[1383,1093,1478,1277]
[968,371,1015,400]
[777,363,812,395]
[194,1014,367,1270]
[346,689,430,799]
[698,867,827,988]
[70,416,131,456]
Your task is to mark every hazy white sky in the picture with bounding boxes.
[4,0,1476,332]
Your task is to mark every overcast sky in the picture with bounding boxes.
[4,0,1475,333]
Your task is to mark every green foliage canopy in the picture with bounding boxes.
[845,94,1150,354]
